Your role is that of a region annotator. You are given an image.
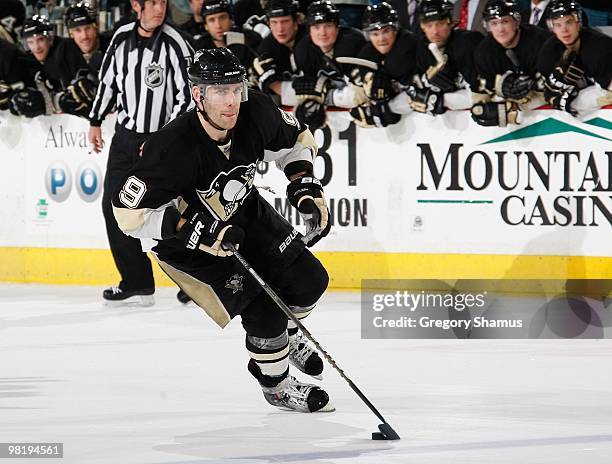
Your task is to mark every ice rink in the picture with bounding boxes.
[1,284,611,464]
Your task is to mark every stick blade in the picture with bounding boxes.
[377,423,401,440]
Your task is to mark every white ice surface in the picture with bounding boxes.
[1,284,611,464]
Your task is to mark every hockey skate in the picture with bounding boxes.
[262,375,335,413]
[288,330,324,380]
[103,286,154,307]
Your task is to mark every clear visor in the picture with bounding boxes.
[23,32,53,50]
[202,81,249,105]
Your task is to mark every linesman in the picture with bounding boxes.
[88,0,193,305]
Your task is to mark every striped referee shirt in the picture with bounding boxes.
[89,21,193,133]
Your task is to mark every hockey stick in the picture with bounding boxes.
[226,244,401,441]
[428,42,445,64]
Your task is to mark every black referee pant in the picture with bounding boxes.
[101,124,154,291]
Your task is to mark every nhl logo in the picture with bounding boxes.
[225,274,244,294]
[144,63,164,89]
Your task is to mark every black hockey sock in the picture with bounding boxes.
[246,332,289,388]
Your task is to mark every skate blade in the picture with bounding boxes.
[104,295,155,307]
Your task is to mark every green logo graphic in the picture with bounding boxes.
[36,198,48,219]
[481,117,612,145]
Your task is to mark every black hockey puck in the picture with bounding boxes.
[372,432,386,440]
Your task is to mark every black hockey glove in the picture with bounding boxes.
[294,99,326,131]
[423,54,456,92]
[253,55,278,92]
[292,75,331,104]
[177,212,245,257]
[287,176,330,247]
[58,75,96,116]
[553,52,588,88]
[0,81,21,110]
[471,101,520,127]
[407,86,446,115]
[9,88,45,117]
[544,73,578,115]
[243,14,270,39]
[497,71,534,100]
[363,71,395,102]
[350,101,401,128]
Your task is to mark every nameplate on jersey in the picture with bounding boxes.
[144,63,165,89]
[195,164,256,221]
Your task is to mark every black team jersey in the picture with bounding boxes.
[475,24,552,94]
[111,90,315,269]
[537,27,612,90]
[357,28,418,85]
[293,27,366,83]
[415,28,484,90]
[256,24,307,89]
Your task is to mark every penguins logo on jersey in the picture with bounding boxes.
[196,164,256,221]
[144,63,165,89]
[225,274,244,294]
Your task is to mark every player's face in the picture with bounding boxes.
[70,24,98,54]
[190,0,205,18]
[551,15,580,46]
[133,0,167,31]
[205,12,232,42]
[269,16,298,45]
[309,22,339,52]
[420,19,451,46]
[488,16,519,48]
[26,35,51,62]
[200,82,243,129]
[368,26,397,55]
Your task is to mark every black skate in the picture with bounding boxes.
[103,286,154,307]
[289,330,323,380]
[262,375,335,413]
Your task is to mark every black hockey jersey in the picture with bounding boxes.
[475,24,551,94]
[415,28,483,90]
[292,27,366,82]
[537,27,612,90]
[193,29,261,69]
[357,28,418,86]
[112,90,313,264]
[0,39,39,87]
[53,32,112,85]
[256,25,306,89]
[28,37,80,92]
[180,16,205,42]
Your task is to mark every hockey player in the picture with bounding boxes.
[349,2,418,128]
[391,0,483,116]
[180,0,206,41]
[10,15,85,118]
[193,0,261,69]
[0,0,38,112]
[292,0,368,129]
[45,2,113,118]
[537,0,612,116]
[471,0,552,127]
[253,0,306,106]
[63,2,111,75]
[112,48,333,413]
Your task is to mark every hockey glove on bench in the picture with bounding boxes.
[287,176,330,247]
[177,212,244,257]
